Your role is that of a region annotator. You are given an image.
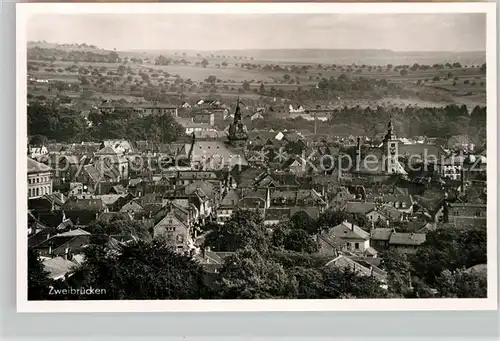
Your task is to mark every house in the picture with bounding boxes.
[329,187,356,210]
[119,200,144,214]
[366,204,404,225]
[33,228,92,258]
[250,112,264,121]
[343,201,376,216]
[28,157,53,199]
[447,135,475,151]
[28,145,48,159]
[42,255,85,280]
[61,198,109,226]
[388,232,426,254]
[325,255,387,284]
[216,189,240,224]
[153,203,194,253]
[445,203,487,229]
[28,193,65,212]
[370,228,393,251]
[377,194,414,215]
[330,221,371,255]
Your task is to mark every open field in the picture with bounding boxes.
[27,43,487,108]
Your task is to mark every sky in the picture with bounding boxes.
[27,13,486,52]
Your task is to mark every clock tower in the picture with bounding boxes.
[227,97,248,149]
[383,118,399,174]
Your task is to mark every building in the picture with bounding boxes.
[227,98,248,149]
[330,220,372,255]
[99,103,178,117]
[28,157,53,199]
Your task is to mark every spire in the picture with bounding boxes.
[234,96,242,123]
[188,132,196,163]
[384,116,396,142]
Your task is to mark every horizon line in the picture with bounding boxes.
[27,41,486,54]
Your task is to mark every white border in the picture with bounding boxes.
[16,2,498,313]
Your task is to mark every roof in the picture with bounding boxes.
[398,144,447,158]
[370,228,393,241]
[42,256,80,280]
[53,228,91,238]
[220,190,240,207]
[62,198,107,211]
[98,212,133,222]
[325,255,387,282]
[27,158,52,173]
[377,204,403,220]
[389,232,426,246]
[183,141,248,168]
[344,201,376,215]
[331,221,370,240]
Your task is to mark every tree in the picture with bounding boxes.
[242,80,251,91]
[75,239,207,300]
[86,218,152,241]
[290,211,318,234]
[201,59,209,68]
[259,83,265,94]
[272,223,318,253]
[287,266,325,298]
[205,75,217,84]
[435,268,487,298]
[203,210,269,252]
[480,63,486,73]
[28,248,52,300]
[29,134,49,146]
[283,74,291,81]
[215,248,292,299]
[323,267,388,299]
[399,69,409,77]
[221,61,228,68]
[412,227,486,286]
[381,249,412,295]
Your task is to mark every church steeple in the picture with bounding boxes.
[227,97,248,148]
[383,117,396,142]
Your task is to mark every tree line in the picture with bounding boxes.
[27,103,185,144]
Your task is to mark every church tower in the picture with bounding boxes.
[227,97,248,149]
[382,118,399,174]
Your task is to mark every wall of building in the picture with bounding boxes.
[28,171,53,199]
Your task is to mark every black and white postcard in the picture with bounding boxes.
[16,2,497,312]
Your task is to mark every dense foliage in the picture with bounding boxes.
[28,208,487,300]
[27,103,185,143]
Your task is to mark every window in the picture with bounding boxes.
[346,242,351,248]
[28,188,32,197]
[355,243,360,250]
[35,188,39,196]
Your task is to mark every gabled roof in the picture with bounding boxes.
[344,201,376,215]
[220,189,240,207]
[28,157,52,173]
[325,255,387,282]
[53,228,91,238]
[331,221,370,240]
[370,228,393,241]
